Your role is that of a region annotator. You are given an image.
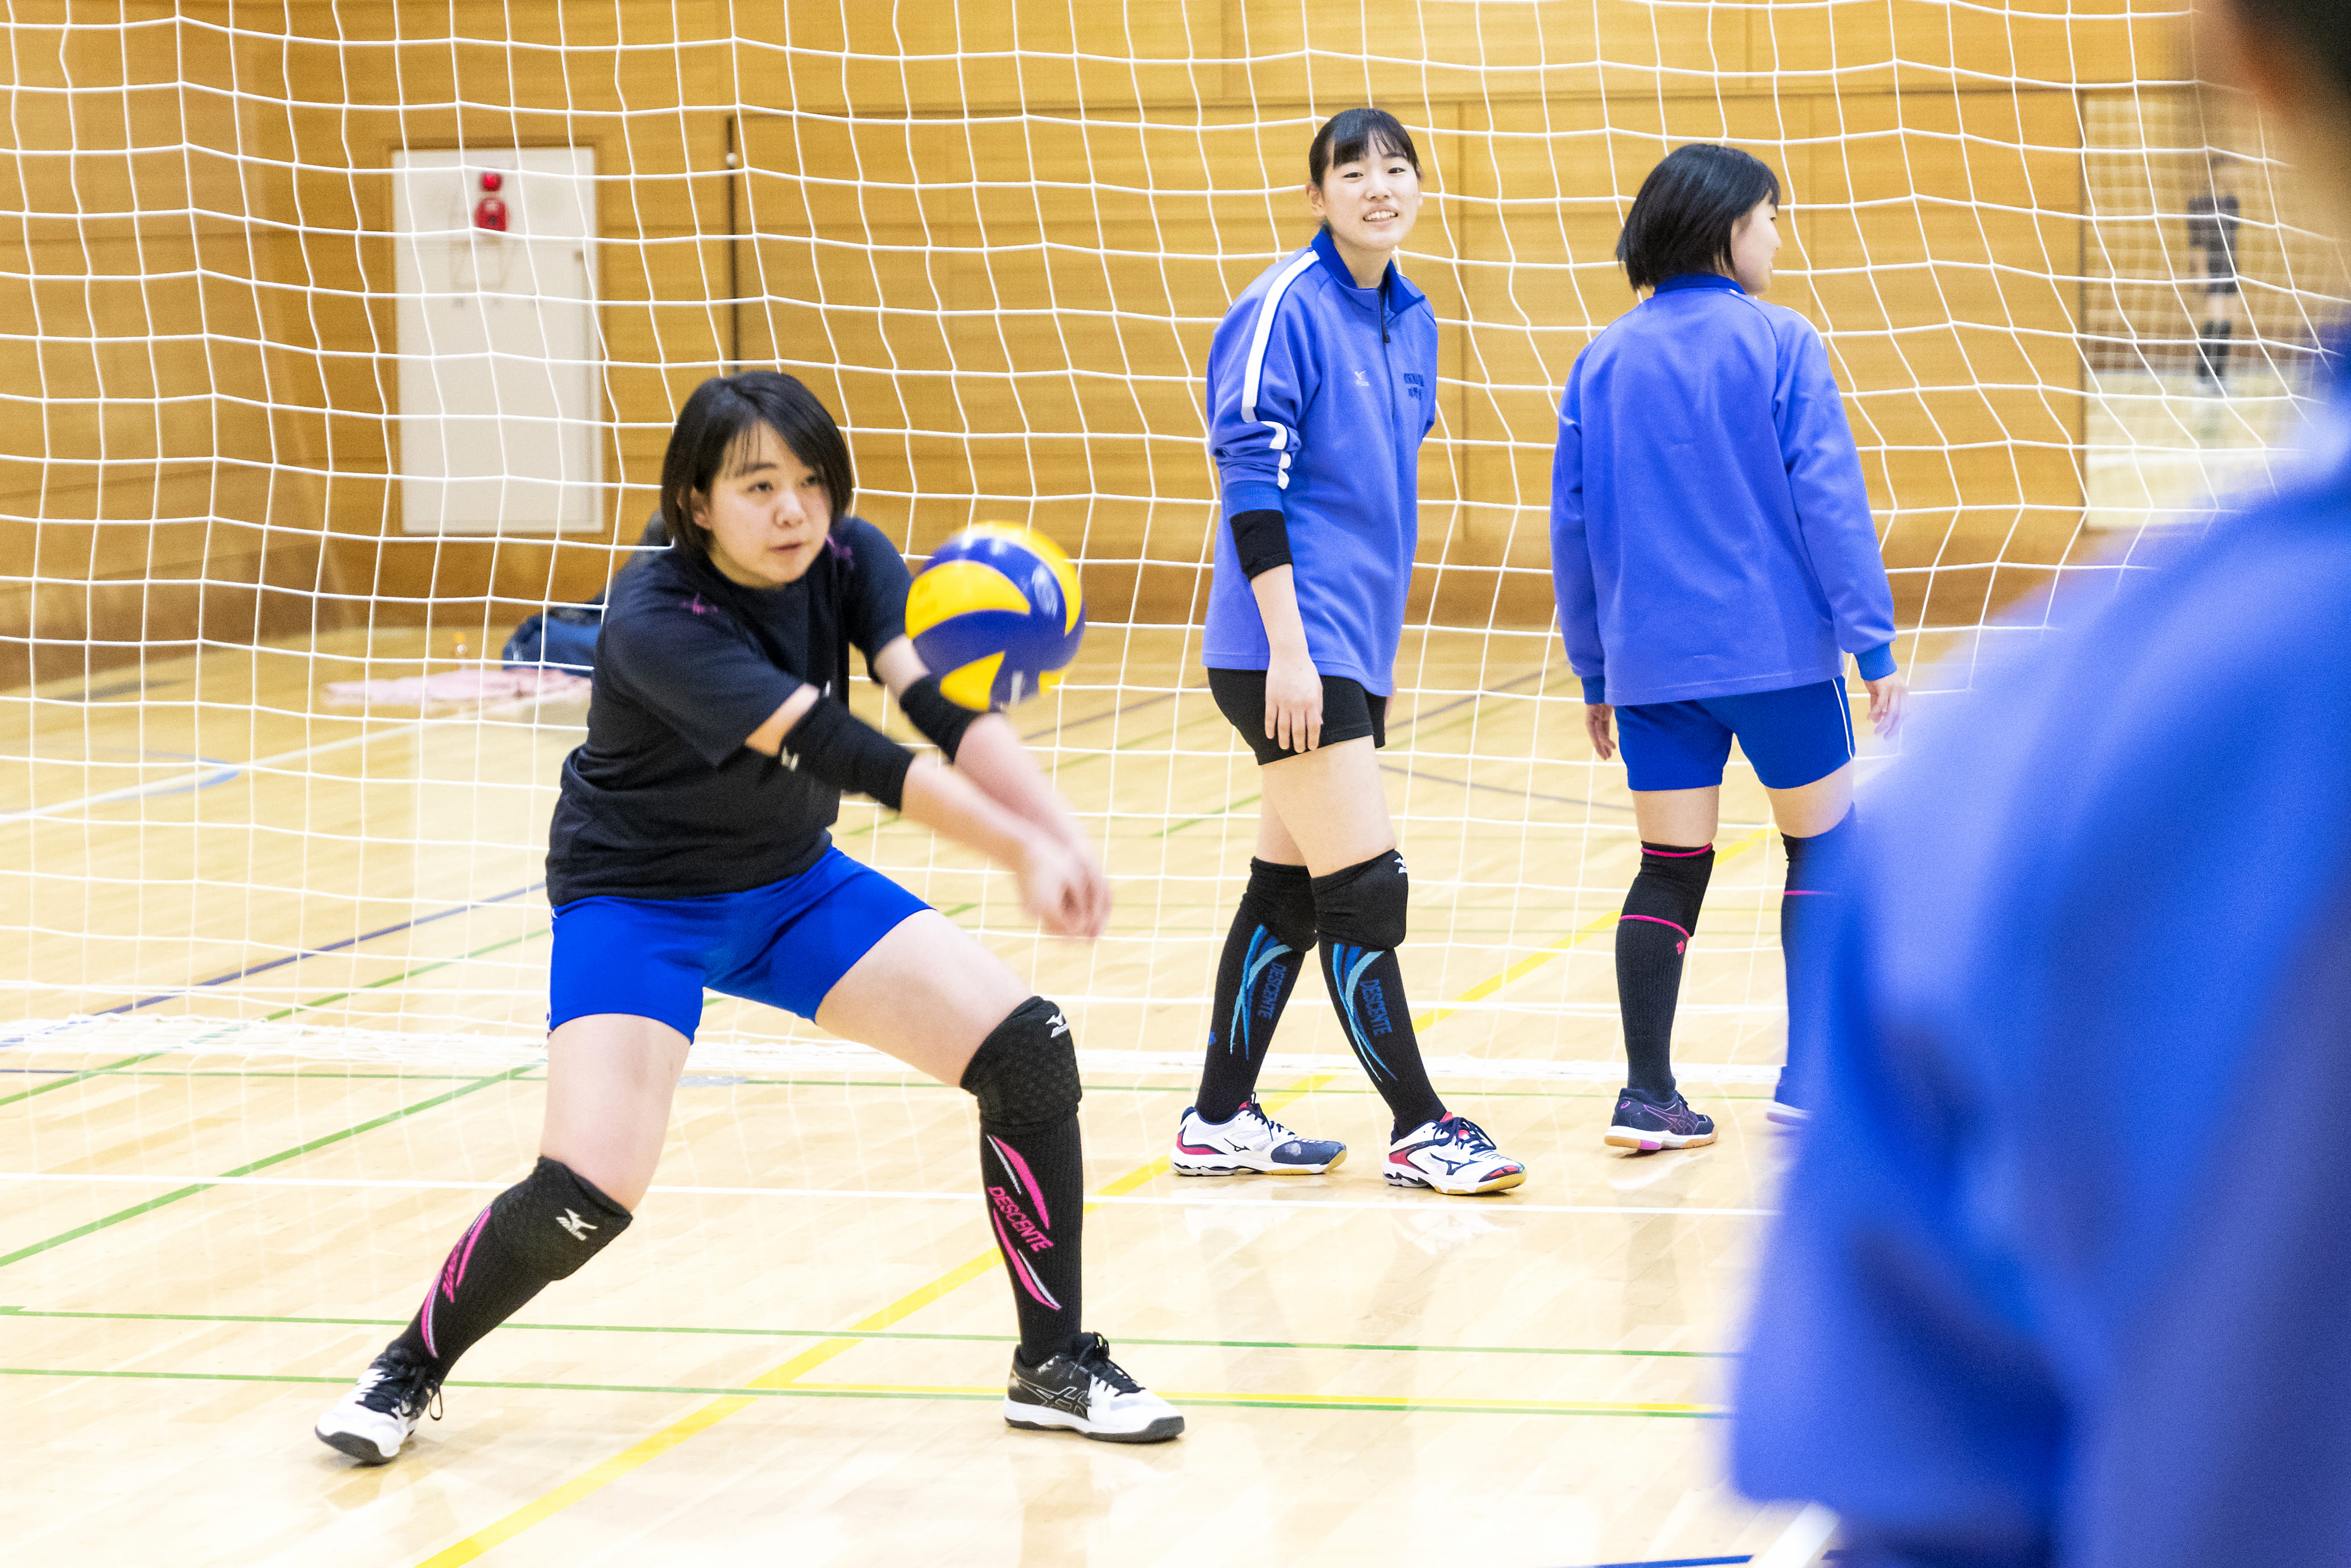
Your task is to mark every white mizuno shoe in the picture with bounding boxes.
[1005,1333,1185,1443]
[1386,1113,1528,1195]
[1169,1097,1347,1176]
[314,1346,441,1465]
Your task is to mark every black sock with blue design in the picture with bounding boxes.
[1313,853,1446,1139]
[1195,858,1317,1124]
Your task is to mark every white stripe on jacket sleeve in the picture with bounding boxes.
[1238,251,1324,479]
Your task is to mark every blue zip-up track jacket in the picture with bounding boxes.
[1550,273,1897,708]
[1204,228,1439,696]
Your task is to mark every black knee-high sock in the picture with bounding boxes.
[388,1157,632,1378]
[1195,858,1318,1124]
[963,998,1086,1363]
[1313,853,1446,1139]
[1616,842,1715,1104]
[1778,812,1857,1109]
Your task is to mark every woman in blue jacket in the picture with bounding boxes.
[1551,144,1905,1150]
[1171,107,1526,1195]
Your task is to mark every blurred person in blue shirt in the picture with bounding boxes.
[1733,2,2351,1562]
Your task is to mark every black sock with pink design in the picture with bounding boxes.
[962,998,1087,1363]
[1616,842,1715,1104]
[387,1156,631,1378]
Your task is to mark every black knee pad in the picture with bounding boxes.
[1311,850,1409,950]
[961,996,1082,1133]
[1781,810,1856,893]
[1239,858,1317,952]
[1625,842,1714,934]
[489,1156,632,1280]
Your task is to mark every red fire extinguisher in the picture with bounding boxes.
[472,169,508,233]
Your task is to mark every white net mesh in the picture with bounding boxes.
[6,2,2347,1078]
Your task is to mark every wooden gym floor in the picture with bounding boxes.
[2,623,1859,1567]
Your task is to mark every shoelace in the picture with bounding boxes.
[1075,1337,1144,1395]
[1239,1099,1298,1144]
[1444,1115,1496,1152]
[357,1357,440,1420]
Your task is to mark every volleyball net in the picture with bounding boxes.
[5,1,2345,1075]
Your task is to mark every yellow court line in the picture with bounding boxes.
[415,1070,1332,1567]
[1412,826,1770,1033]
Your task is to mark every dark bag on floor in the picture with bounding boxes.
[500,512,670,677]
[501,603,605,674]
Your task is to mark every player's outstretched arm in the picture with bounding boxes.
[869,636,1111,932]
[899,760,1101,939]
[744,684,1102,938]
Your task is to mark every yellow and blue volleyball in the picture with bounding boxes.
[905,523,1085,710]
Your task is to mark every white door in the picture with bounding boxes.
[394,148,602,534]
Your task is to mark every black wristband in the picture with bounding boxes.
[897,674,980,762]
[1230,508,1293,580]
[779,695,914,810]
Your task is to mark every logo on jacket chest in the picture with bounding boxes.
[1352,369,1371,387]
[1402,372,1426,403]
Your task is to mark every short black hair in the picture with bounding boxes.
[1308,107,1421,187]
[657,371,855,565]
[1615,144,1783,292]
[2227,0,2351,105]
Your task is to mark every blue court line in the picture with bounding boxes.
[59,680,1187,1028]
[1381,762,1632,813]
[42,677,1508,1031]
[1389,668,1547,733]
[1555,1554,1844,1567]
[85,882,546,1021]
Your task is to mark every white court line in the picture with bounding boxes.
[0,692,582,825]
[0,1171,1770,1217]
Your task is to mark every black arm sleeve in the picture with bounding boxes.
[897,675,980,762]
[780,696,916,810]
[1230,508,1293,579]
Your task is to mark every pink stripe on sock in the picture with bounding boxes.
[991,1211,1062,1309]
[986,1134,1050,1230]
[1642,845,1714,857]
[446,1208,492,1299]
[1621,913,1691,940]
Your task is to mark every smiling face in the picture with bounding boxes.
[1306,145,1423,276]
[691,423,834,588]
[1728,199,1782,293]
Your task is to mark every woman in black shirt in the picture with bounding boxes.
[316,372,1181,1464]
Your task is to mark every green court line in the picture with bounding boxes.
[0,1051,183,1108]
[0,1364,1719,1418]
[0,1064,535,1273]
[0,1305,1729,1359]
[1156,790,1263,837]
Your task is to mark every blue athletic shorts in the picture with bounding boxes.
[1616,677,1855,792]
[547,847,929,1040]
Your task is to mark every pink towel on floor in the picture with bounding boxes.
[322,667,590,707]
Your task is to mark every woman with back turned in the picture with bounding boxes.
[314,371,1182,1465]
[1550,143,1903,1152]
[1170,107,1527,1195]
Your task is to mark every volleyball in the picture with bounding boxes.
[905,523,1086,710]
